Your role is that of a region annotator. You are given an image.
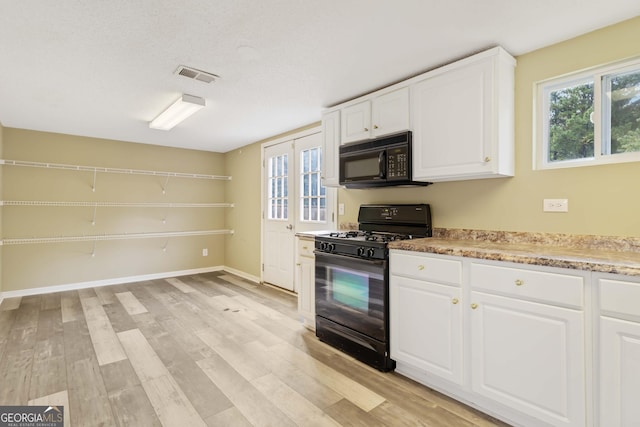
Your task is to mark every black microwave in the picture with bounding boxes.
[339,131,430,188]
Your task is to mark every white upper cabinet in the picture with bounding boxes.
[371,87,410,138]
[411,47,515,182]
[341,87,410,144]
[321,46,515,185]
[341,101,371,143]
[321,110,340,187]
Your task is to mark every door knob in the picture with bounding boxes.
[286,224,293,230]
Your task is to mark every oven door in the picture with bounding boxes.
[315,251,387,342]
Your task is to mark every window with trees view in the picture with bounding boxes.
[537,58,640,169]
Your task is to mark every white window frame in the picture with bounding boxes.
[534,56,640,170]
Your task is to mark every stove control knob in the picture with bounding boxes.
[327,243,336,252]
[320,242,328,251]
[357,247,366,257]
[367,248,376,258]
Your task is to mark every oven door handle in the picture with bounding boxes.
[314,250,386,266]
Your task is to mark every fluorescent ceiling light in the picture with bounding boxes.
[149,94,205,130]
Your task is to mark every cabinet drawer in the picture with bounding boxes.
[600,278,640,319]
[390,252,462,285]
[297,238,315,258]
[470,262,584,309]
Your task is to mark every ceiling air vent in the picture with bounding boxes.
[175,65,219,84]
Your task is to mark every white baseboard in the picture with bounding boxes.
[221,266,260,284]
[0,266,227,301]
[0,265,260,303]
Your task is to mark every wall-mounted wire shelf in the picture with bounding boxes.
[0,159,231,181]
[0,229,234,246]
[0,201,234,208]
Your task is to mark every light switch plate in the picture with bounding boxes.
[543,199,569,212]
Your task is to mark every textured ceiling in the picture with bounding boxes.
[0,1,639,153]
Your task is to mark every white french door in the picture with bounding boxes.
[263,141,295,290]
[294,132,336,233]
[262,128,336,292]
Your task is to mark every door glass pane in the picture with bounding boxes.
[311,173,318,196]
[303,198,309,220]
[311,148,318,171]
[299,147,326,223]
[268,153,288,220]
[302,150,309,173]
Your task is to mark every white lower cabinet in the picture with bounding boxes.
[469,261,587,426]
[390,251,464,387]
[469,291,585,427]
[597,276,640,426]
[390,250,589,427]
[296,236,315,329]
[390,275,463,385]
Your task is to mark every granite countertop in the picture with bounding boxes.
[388,229,640,277]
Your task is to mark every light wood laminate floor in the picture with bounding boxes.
[0,272,509,427]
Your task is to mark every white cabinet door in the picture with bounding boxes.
[411,47,514,182]
[599,316,640,426]
[341,101,371,143]
[390,275,463,385]
[598,276,640,426]
[372,87,409,138]
[470,291,585,427]
[296,237,316,330]
[321,110,340,187]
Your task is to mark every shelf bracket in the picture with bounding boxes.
[91,204,98,226]
[91,239,97,258]
[162,175,170,195]
[91,169,97,193]
[162,207,169,224]
[162,237,169,252]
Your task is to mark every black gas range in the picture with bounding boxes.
[317,230,421,260]
[314,204,432,371]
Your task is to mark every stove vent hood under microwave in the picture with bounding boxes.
[339,131,431,189]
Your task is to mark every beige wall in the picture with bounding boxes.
[1,128,227,292]
[223,122,320,278]
[2,17,639,293]
[223,141,262,278]
[225,16,640,280]
[339,16,640,237]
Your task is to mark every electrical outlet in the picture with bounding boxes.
[339,203,345,215]
[543,199,569,212]
[202,248,208,256]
